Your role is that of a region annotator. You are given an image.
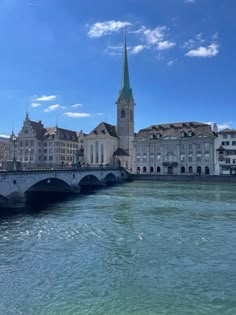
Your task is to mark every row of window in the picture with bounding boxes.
[221,141,236,146]
[17,140,79,148]
[222,134,236,139]
[137,166,210,175]
[137,153,211,163]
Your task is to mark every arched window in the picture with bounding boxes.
[150,166,154,173]
[137,167,140,174]
[157,166,161,173]
[181,166,185,174]
[143,166,147,173]
[121,109,125,118]
[205,166,210,175]
[130,110,133,121]
[197,166,201,175]
[188,166,193,174]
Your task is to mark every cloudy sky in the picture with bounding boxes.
[0,0,235,137]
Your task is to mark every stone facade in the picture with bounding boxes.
[214,128,236,175]
[11,114,86,168]
[133,122,216,175]
[0,136,9,168]
[84,122,119,166]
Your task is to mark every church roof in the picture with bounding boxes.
[87,122,118,138]
[113,148,129,156]
[118,33,133,100]
[27,120,45,140]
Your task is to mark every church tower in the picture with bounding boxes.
[116,34,135,170]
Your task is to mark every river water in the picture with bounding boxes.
[0,181,236,315]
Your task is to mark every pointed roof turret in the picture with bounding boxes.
[119,32,132,99]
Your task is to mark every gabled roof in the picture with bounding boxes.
[28,120,45,140]
[88,122,118,138]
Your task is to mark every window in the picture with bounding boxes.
[188,131,192,137]
[101,144,104,164]
[156,154,161,161]
[150,154,154,163]
[130,110,133,121]
[204,143,210,150]
[90,144,93,163]
[136,154,140,162]
[226,158,231,164]
[196,154,201,162]
[143,166,147,173]
[143,154,147,163]
[222,141,230,146]
[188,166,193,174]
[181,166,185,174]
[157,166,161,173]
[121,109,125,118]
[232,141,236,146]
[180,154,185,162]
[196,144,201,150]
[205,166,210,175]
[180,144,185,151]
[188,155,193,162]
[231,134,236,138]
[205,153,210,162]
[150,166,154,173]
[223,134,228,139]
[197,166,201,174]
[188,144,192,150]
[181,131,185,137]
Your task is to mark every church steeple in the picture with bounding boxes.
[119,32,132,99]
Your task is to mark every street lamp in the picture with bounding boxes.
[12,135,17,171]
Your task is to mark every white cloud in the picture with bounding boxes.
[88,20,131,38]
[35,95,56,101]
[130,45,145,54]
[0,134,10,138]
[186,43,219,57]
[185,33,219,58]
[71,103,82,108]
[183,33,205,50]
[184,0,196,3]
[205,121,233,130]
[157,40,175,50]
[32,103,41,108]
[64,112,92,118]
[167,60,174,66]
[105,45,123,55]
[137,25,175,51]
[218,122,233,130]
[44,104,65,112]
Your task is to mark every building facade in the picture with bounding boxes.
[10,113,85,168]
[214,128,236,175]
[0,136,9,169]
[133,122,216,175]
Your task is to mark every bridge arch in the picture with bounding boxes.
[104,173,117,184]
[26,177,71,193]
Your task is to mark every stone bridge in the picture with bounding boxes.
[0,167,128,208]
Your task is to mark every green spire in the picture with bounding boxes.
[119,31,132,99]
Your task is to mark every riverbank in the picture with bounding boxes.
[129,174,236,182]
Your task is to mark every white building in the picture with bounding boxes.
[214,128,236,175]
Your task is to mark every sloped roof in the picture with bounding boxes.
[113,147,129,156]
[45,127,78,141]
[88,122,118,138]
[219,128,236,133]
[28,120,45,140]
[135,121,215,140]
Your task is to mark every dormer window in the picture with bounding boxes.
[188,131,192,137]
[181,131,185,138]
[150,134,155,139]
[156,133,161,138]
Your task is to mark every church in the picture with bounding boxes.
[84,35,135,171]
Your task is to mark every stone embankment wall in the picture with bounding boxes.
[129,174,236,183]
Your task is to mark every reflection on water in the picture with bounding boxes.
[0,181,236,315]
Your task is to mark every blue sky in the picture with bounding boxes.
[0,0,235,137]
